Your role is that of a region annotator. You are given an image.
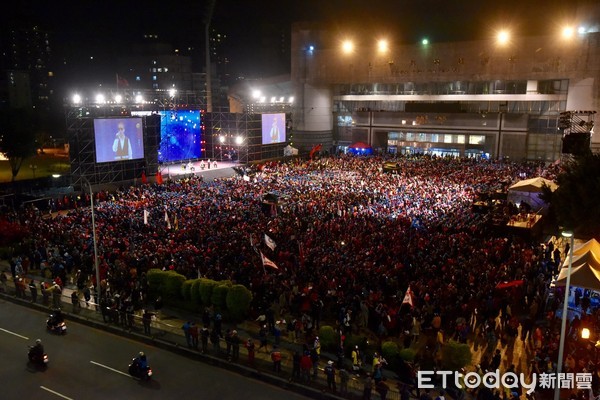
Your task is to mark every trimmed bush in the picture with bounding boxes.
[181,280,194,300]
[318,325,336,351]
[381,341,400,362]
[190,279,202,305]
[225,284,253,321]
[146,268,167,295]
[211,284,230,311]
[199,278,218,305]
[441,340,472,371]
[399,347,416,362]
[163,271,186,299]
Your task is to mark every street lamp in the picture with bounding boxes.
[80,176,101,309]
[555,230,575,400]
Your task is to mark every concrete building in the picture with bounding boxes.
[290,21,600,161]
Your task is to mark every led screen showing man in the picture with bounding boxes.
[94,118,144,163]
[261,113,286,144]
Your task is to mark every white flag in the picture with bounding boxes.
[164,206,171,229]
[143,209,149,225]
[402,286,414,308]
[260,251,278,270]
[264,234,277,251]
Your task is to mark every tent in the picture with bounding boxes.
[347,141,373,156]
[555,238,600,291]
[283,145,298,156]
[507,177,558,214]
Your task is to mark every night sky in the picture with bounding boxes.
[3,0,592,85]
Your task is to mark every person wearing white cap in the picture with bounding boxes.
[324,360,336,392]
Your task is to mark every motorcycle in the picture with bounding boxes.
[47,315,67,334]
[28,346,49,366]
[128,359,152,380]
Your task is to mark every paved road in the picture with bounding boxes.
[0,301,312,400]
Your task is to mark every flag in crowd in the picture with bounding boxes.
[402,286,414,308]
[264,234,277,251]
[143,209,149,225]
[156,171,163,185]
[164,205,171,229]
[260,251,278,270]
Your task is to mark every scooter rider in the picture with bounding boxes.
[133,352,148,372]
[48,309,64,327]
[31,339,44,358]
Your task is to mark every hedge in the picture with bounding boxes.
[441,340,472,371]
[225,284,253,321]
[181,280,194,300]
[199,278,219,305]
[190,279,202,305]
[164,271,186,299]
[211,284,230,311]
[318,325,336,351]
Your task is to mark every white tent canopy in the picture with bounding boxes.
[507,177,558,214]
[283,145,298,156]
[555,238,600,291]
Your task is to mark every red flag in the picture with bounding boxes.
[141,171,147,184]
[116,74,129,88]
[156,171,163,185]
[309,143,323,160]
[402,286,414,308]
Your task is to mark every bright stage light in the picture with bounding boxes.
[72,94,82,104]
[219,135,225,143]
[252,89,261,99]
[135,94,144,103]
[342,40,354,54]
[288,97,294,103]
[497,30,510,45]
[235,136,244,145]
[169,88,177,98]
[562,26,575,39]
[114,94,123,103]
[95,94,106,104]
[377,39,389,53]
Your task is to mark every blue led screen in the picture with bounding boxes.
[158,110,202,162]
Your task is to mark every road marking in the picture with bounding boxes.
[0,327,29,340]
[40,386,74,400]
[90,360,131,377]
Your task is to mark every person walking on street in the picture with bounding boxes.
[28,279,38,303]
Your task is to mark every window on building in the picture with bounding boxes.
[469,135,485,145]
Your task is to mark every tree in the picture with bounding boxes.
[0,108,39,181]
[542,154,600,238]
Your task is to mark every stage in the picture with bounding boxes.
[159,160,239,181]
[505,213,544,238]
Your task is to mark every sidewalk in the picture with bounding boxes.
[1,264,437,400]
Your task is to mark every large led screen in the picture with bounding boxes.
[94,118,144,163]
[261,113,286,145]
[158,110,202,162]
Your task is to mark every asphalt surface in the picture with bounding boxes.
[0,267,386,400]
[0,301,314,400]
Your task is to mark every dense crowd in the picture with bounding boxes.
[6,154,600,396]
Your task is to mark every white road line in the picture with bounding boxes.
[40,386,74,400]
[0,327,29,340]
[90,360,131,377]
